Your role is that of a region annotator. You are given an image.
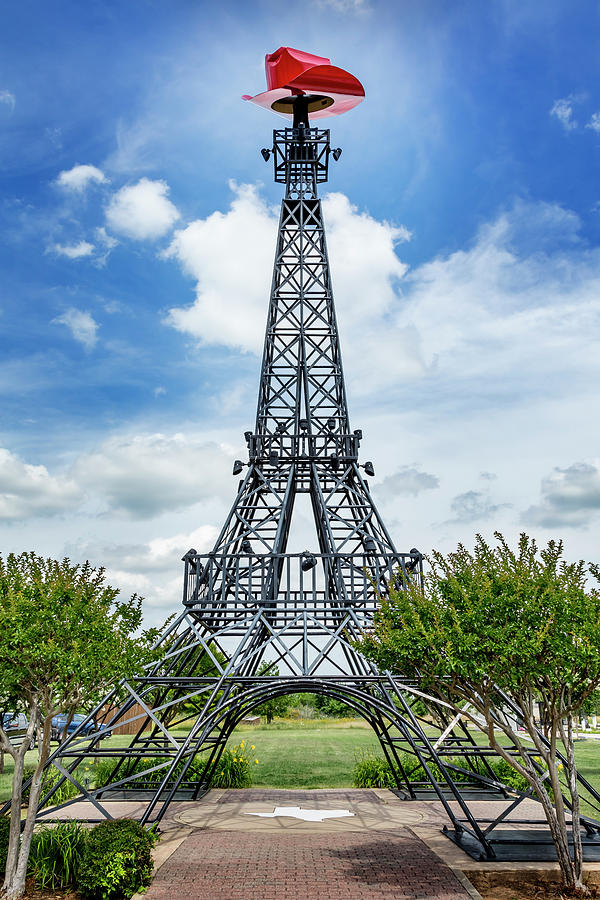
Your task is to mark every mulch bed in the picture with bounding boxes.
[468,870,599,899]
[21,877,81,899]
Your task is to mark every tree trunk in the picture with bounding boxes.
[2,741,27,897]
[488,706,587,895]
[2,711,51,900]
[565,712,587,894]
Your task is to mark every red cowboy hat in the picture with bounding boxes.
[243,47,364,120]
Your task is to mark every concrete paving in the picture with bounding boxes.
[56,789,600,899]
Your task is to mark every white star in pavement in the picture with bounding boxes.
[245,806,354,822]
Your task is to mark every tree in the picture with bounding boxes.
[0,552,159,900]
[356,533,600,896]
[254,662,291,723]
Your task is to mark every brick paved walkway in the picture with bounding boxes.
[144,828,472,899]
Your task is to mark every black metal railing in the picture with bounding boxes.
[245,431,360,463]
[182,551,422,619]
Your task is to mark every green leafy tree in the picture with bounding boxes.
[254,662,291,723]
[0,552,159,900]
[356,533,600,897]
[313,695,355,718]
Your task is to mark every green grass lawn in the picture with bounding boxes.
[231,718,381,788]
[1,720,600,811]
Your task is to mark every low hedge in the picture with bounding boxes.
[78,819,157,900]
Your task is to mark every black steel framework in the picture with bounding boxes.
[32,106,600,861]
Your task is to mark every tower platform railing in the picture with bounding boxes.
[182,550,423,625]
[271,126,331,191]
[246,431,361,462]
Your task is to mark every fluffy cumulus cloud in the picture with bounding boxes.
[550,97,578,131]
[525,462,600,528]
[106,178,179,240]
[52,308,99,349]
[56,164,107,192]
[0,425,234,536]
[164,183,417,390]
[49,240,94,259]
[0,448,82,520]
[72,432,233,517]
[164,187,600,411]
[164,183,277,352]
[375,465,439,499]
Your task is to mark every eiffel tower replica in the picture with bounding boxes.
[34,48,600,862]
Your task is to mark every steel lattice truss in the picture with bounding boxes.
[33,119,600,861]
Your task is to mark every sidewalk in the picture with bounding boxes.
[138,789,481,899]
[59,788,600,899]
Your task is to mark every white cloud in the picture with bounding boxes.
[0,90,15,111]
[164,183,416,392]
[163,186,600,412]
[550,97,578,131]
[0,448,82,521]
[525,462,600,529]
[95,226,118,249]
[49,240,94,259]
[92,525,219,576]
[93,226,119,267]
[164,183,276,351]
[72,432,233,517]
[105,178,179,240]
[375,466,439,499]
[398,200,600,399]
[56,164,107,192]
[63,524,220,623]
[448,490,508,523]
[52,308,99,349]
[586,112,600,134]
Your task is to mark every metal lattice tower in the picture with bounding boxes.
[32,74,600,864]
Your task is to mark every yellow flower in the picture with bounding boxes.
[251,745,255,750]
[241,741,245,747]
[255,759,259,764]
[234,757,238,762]
[221,771,224,776]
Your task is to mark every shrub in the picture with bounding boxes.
[482,756,549,796]
[352,750,538,793]
[352,751,395,788]
[353,750,489,789]
[211,741,257,788]
[0,815,9,875]
[78,819,157,900]
[29,821,86,890]
[93,756,159,790]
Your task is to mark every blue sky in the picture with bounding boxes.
[1,0,600,624]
